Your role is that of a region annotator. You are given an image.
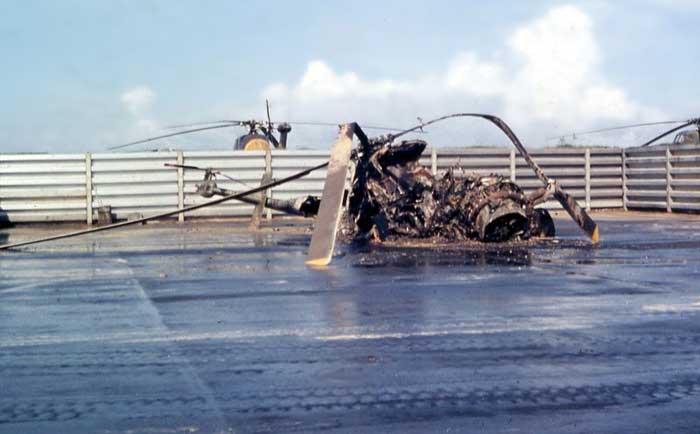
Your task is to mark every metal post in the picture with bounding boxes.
[177,151,185,223]
[251,149,273,227]
[621,148,627,211]
[431,147,437,176]
[85,152,93,225]
[265,150,272,221]
[584,148,591,211]
[666,146,672,212]
[510,149,516,182]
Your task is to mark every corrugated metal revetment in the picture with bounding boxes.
[1,145,698,224]
[625,143,700,212]
[0,154,88,223]
[91,152,179,221]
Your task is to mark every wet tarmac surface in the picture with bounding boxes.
[1,212,700,433]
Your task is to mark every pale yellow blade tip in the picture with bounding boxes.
[591,226,600,244]
[305,258,330,267]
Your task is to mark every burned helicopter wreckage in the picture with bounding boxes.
[192,113,592,252]
[195,137,555,244]
[0,113,598,265]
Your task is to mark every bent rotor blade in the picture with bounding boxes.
[360,111,600,242]
[471,114,600,243]
[553,187,600,243]
[358,111,600,242]
[305,124,354,267]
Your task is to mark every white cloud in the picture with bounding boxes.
[266,60,414,103]
[260,5,663,147]
[445,52,505,96]
[119,86,160,142]
[121,86,156,116]
[510,5,599,92]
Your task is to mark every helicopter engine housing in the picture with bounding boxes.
[235,133,272,151]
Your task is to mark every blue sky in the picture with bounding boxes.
[1,0,698,152]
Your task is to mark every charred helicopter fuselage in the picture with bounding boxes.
[196,136,555,244]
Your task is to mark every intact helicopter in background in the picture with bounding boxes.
[549,117,700,148]
[108,101,294,152]
[109,100,402,153]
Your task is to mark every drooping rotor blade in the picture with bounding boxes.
[0,161,329,251]
[640,118,699,147]
[107,123,241,151]
[546,120,685,141]
[552,185,599,242]
[467,113,599,243]
[381,113,599,242]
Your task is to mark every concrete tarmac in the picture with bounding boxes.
[1,212,700,433]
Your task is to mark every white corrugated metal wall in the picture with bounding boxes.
[0,154,88,223]
[2,145,695,224]
[91,152,179,220]
[624,143,700,211]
